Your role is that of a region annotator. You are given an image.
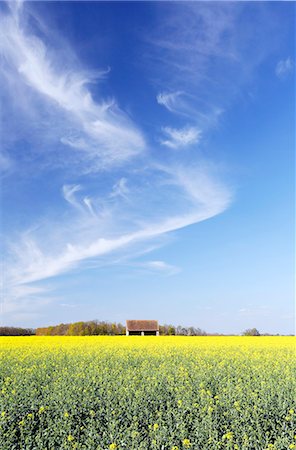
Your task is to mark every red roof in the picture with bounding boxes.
[126,320,159,331]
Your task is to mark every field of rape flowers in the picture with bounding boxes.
[0,337,295,450]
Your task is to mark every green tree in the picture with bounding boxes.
[242,328,260,336]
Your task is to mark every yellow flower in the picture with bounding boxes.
[172,446,179,450]
[289,445,296,449]
[109,444,117,449]
[183,439,192,448]
[289,409,295,415]
[67,435,75,442]
[39,406,45,414]
[64,412,69,418]
[153,423,159,431]
[223,432,234,441]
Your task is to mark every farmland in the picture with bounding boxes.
[0,337,295,450]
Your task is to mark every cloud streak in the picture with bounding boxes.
[160,126,201,149]
[156,91,184,114]
[1,2,234,320]
[83,197,97,218]
[275,57,293,78]
[4,162,232,291]
[150,2,283,142]
[62,184,82,210]
[0,2,145,170]
[140,260,180,275]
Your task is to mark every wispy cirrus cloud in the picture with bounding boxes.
[1,1,234,321]
[148,3,241,118]
[150,2,283,143]
[83,197,97,218]
[4,162,232,292]
[275,57,294,78]
[157,90,224,134]
[62,184,82,209]
[110,178,129,200]
[140,260,180,276]
[152,4,239,145]
[150,2,281,93]
[156,91,184,114]
[62,185,98,218]
[160,126,201,149]
[0,2,145,171]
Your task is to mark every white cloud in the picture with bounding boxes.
[275,57,293,78]
[156,90,207,122]
[0,3,145,169]
[141,260,180,275]
[110,178,129,200]
[1,2,234,317]
[83,197,97,218]
[149,3,283,136]
[148,3,241,111]
[1,282,53,323]
[5,163,232,294]
[161,126,201,149]
[62,184,82,209]
[62,185,99,218]
[156,91,184,114]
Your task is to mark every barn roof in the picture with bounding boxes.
[126,320,159,331]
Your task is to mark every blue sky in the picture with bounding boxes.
[0,1,294,334]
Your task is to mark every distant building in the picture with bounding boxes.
[126,320,159,336]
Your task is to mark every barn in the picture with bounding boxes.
[126,320,159,336]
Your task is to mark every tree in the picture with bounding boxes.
[242,328,260,336]
[167,325,176,335]
[0,327,35,336]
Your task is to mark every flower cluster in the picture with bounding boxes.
[0,336,294,449]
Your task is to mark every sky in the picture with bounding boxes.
[0,1,294,335]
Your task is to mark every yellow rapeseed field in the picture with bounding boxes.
[0,336,295,450]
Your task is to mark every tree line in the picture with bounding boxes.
[0,327,35,336]
[36,321,126,336]
[34,321,208,336]
[1,323,278,337]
